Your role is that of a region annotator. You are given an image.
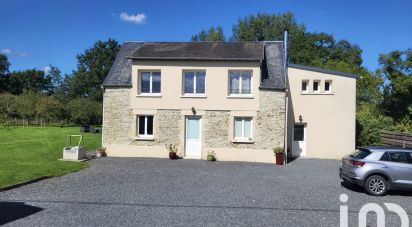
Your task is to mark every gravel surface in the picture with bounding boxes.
[1,157,411,226]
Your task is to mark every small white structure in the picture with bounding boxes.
[62,135,86,161]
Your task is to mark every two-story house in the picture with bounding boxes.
[102,39,357,163]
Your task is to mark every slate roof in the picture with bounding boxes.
[288,64,359,79]
[103,42,144,87]
[129,42,264,61]
[103,41,287,90]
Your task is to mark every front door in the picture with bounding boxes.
[185,116,201,158]
[292,124,306,157]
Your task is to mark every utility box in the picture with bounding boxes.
[62,135,85,161]
[63,146,86,160]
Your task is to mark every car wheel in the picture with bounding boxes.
[364,175,388,196]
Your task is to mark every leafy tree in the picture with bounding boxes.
[0,54,10,75]
[191,26,225,41]
[0,93,17,127]
[67,98,102,125]
[378,49,412,121]
[231,12,363,69]
[64,39,120,101]
[356,105,394,146]
[46,65,63,94]
[16,90,39,127]
[35,95,63,126]
[0,54,11,92]
[7,69,52,95]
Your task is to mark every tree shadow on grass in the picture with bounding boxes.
[0,202,43,225]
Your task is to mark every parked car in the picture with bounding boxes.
[339,146,412,196]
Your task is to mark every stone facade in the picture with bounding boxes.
[102,88,132,146]
[103,87,286,162]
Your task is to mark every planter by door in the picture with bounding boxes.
[185,116,202,159]
[275,153,284,165]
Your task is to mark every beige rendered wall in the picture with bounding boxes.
[287,67,356,159]
[130,60,261,111]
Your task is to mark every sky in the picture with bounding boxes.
[0,0,411,74]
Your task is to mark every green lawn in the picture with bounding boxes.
[0,127,101,188]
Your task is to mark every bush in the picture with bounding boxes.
[356,106,394,146]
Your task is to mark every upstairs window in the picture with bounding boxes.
[325,80,332,93]
[234,117,252,141]
[139,71,161,94]
[313,80,320,93]
[184,71,205,94]
[137,115,153,138]
[301,80,308,93]
[229,71,252,95]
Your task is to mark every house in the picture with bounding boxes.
[102,38,357,163]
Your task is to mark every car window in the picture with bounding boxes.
[407,152,412,164]
[388,152,408,163]
[351,149,371,159]
[380,152,390,161]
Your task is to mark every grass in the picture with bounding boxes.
[0,127,101,188]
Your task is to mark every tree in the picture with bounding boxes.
[0,54,10,75]
[35,95,63,126]
[67,98,102,125]
[46,65,63,94]
[64,39,120,101]
[191,26,225,41]
[16,90,39,127]
[0,54,11,93]
[0,93,17,127]
[378,49,412,121]
[231,12,363,69]
[7,69,51,95]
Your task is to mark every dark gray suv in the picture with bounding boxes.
[339,146,412,196]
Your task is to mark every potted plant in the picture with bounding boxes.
[273,146,284,165]
[207,151,216,161]
[96,147,106,158]
[166,144,178,160]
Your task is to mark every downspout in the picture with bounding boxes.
[283,29,289,164]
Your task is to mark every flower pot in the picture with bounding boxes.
[207,155,216,161]
[169,152,177,160]
[275,153,284,165]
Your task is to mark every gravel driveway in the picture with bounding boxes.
[1,158,411,226]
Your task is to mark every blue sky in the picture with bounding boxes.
[0,0,411,74]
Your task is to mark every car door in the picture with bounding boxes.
[386,152,412,187]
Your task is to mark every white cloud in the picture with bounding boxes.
[119,12,146,24]
[1,48,11,55]
[44,66,51,73]
[1,48,28,58]
[17,51,28,58]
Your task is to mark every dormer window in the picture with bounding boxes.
[301,80,308,93]
[325,80,332,93]
[313,80,320,93]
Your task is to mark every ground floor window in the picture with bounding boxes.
[234,117,252,141]
[137,115,153,138]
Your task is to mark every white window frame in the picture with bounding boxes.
[301,80,309,93]
[325,80,332,93]
[183,71,206,95]
[313,80,320,93]
[139,71,161,95]
[137,115,154,139]
[233,117,253,142]
[228,71,253,96]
